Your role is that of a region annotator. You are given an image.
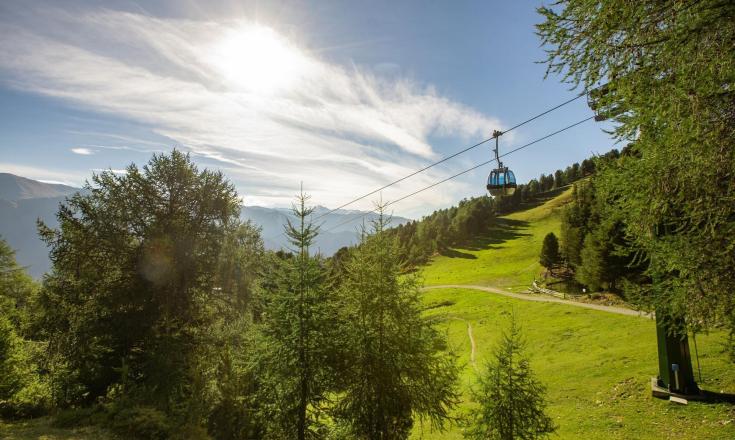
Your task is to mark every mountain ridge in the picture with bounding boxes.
[0,173,410,277]
[0,173,78,201]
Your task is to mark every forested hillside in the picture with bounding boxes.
[388,152,611,268]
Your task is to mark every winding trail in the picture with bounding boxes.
[424,284,651,318]
[445,317,477,371]
[467,322,476,365]
[467,321,476,366]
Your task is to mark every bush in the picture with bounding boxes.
[52,406,102,428]
[0,379,51,419]
[53,401,210,439]
[171,423,211,440]
[108,405,172,440]
[0,319,51,419]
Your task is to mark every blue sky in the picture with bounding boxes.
[0,0,616,218]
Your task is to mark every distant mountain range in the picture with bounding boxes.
[243,205,410,255]
[0,173,410,278]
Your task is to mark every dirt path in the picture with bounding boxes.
[445,316,477,371]
[424,284,651,318]
[467,321,476,365]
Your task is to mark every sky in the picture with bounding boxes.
[0,0,617,219]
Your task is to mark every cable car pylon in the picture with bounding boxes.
[486,130,517,197]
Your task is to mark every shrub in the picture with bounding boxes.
[0,316,51,419]
[0,379,51,419]
[108,405,172,440]
[52,406,101,428]
[172,423,211,440]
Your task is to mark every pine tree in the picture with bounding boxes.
[559,221,583,268]
[559,182,596,269]
[553,170,565,189]
[539,233,561,272]
[575,233,605,292]
[574,219,640,293]
[334,207,458,439]
[0,238,39,336]
[256,190,335,439]
[465,315,556,440]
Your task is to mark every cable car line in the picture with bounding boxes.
[264,93,585,242]
[309,93,584,223]
[320,115,594,234]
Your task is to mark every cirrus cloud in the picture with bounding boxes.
[0,6,505,216]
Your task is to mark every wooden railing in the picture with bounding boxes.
[531,280,586,300]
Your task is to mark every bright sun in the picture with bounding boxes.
[210,25,308,94]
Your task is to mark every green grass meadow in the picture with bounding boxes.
[422,188,572,289]
[414,288,735,439]
[413,189,735,439]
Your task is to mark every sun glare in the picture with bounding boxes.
[210,24,308,94]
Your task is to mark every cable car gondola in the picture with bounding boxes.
[486,130,516,197]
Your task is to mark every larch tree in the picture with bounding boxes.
[37,150,245,418]
[334,207,459,439]
[0,237,48,417]
[537,0,735,337]
[256,190,336,439]
[465,315,555,440]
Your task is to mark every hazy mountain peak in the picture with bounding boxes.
[0,173,79,201]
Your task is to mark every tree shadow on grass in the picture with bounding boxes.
[440,248,477,259]
[437,217,531,260]
[462,218,531,251]
[495,186,571,214]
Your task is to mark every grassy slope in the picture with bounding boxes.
[422,188,573,289]
[413,189,735,439]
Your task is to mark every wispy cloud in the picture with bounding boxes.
[91,168,128,175]
[64,130,170,152]
[0,7,504,214]
[71,147,95,155]
[0,162,83,186]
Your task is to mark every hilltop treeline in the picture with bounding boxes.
[390,153,610,267]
